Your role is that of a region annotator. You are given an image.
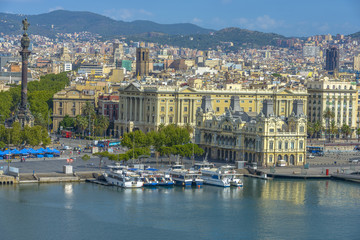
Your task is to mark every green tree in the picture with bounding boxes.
[82,101,96,118]
[74,115,88,137]
[59,115,75,130]
[307,122,314,139]
[41,127,51,147]
[341,124,351,141]
[81,154,91,162]
[329,121,338,141]
[313,121,322,139]
[323,109,335,142]
[11,122,22,146]
[357,128,360,142]
[94,115,109,137]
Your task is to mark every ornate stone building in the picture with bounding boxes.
[114,83,307,136]
[195,97,307,167]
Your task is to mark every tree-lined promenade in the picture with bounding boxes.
[88,124,204,166]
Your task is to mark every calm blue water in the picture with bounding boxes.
[0,179,359,240]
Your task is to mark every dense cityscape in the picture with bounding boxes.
[0,4,360,239]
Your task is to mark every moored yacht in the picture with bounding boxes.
[103,168,143,188]
[167,164,193,186]
[201,165,243,187]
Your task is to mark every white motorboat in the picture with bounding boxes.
[201,165,243,187]
[103,168,143,188]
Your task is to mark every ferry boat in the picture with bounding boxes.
[201,165,243,187]
[103,168,143,188]
[167,164,193,186]
[192,161,215,171]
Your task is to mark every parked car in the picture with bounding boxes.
[61,146,71,150]
[307,154,315,159]
[349,158,359,163]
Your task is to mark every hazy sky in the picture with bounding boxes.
[1,0,359,37]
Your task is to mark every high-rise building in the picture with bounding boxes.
[325,47,339,73]
[354,53,360,71]
[136,48,149,77]
[113,42,123,67]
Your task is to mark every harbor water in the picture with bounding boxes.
[0,178,359,240]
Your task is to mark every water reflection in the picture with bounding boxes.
[260,180,306,205]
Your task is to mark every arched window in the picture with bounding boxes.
[278,141,282,150]
[300,126,304,132]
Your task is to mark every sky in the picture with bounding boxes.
[1,0,360,37]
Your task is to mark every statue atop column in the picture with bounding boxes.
[9,18,34,128]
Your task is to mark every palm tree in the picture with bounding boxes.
[313,121,322,139]
[341,124,351,141]
[323,109,335,142]
[81,101,96,118]
[357,128,360,142]
[95,115,110,137]
[329,121,338,141]
[74,115,88,138]
[307,122,314,140]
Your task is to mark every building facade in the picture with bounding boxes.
[52,88,96,131]
[307,78,357,137]
[195,97,307,166]
[114,83,307,136]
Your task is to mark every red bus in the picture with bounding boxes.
[61,130,72,138]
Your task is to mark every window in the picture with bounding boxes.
[299,155,303,162]
[153,106,155,111]
[147,106,150,111]
[291,141,295,149]
[281,107,284,113]
[169,116,173,123]
[269,141,274,150]
[72,109,76,116]
[59,109,63,115]
[161,117,165,123]
[249,100,253,103]
[249,107,252,112]
[285,141,288,150]
[300,126,304,132]
[161,106,165,112]
[269,155,273,163]
[216,107,220,112]
[72,102,76,107]
[216,100,220,103]
[152,116,155,123]
[299,141,303,149]
[184,107,188,112]
[184,117,188,123]
[270,128,274,132]
[59,102,63,107]
[170,107,173,112]
[225,107,228,111]
[278,141,282,150]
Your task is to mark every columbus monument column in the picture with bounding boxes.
[16,18,34,127]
